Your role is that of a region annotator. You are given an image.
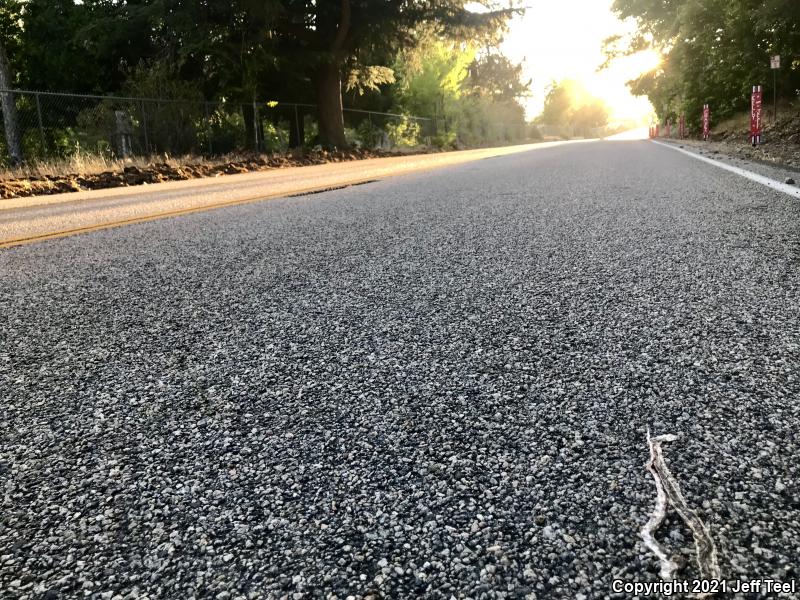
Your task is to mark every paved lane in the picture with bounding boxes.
[1,140,799,599]
[0,142,578,248]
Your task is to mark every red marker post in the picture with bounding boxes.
[702,104,710,141]
[750,85,763,146]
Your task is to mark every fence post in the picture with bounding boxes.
[140,100,150,155]
[240,103,248,151]
[293,104,301,148]
[253,97,260,152]
[35,92,46,154]
[750,85,763,146]
[204,102,213,155]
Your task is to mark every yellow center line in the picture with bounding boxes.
[0,176,382,249]
[0,140,594,249]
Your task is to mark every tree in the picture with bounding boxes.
[0,1,22,163]
[466,52,530,101]
[537,80,609,135]
[538,82,574,125]
[0,38,21,164]
[0,0,526,160]
[393,36,475,120]
[392,36,529,148]
[16,0,154,94]
[571,102,609,133]
[268,1,521,148]
[607,0,800,125]
[83,1,520,148]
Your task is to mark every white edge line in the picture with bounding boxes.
[652,140,800,200]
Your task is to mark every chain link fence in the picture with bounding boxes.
[0,89,438,166]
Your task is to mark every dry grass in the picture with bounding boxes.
[0,151,256,181]
[712,111,750,134]
[712,99,799,134]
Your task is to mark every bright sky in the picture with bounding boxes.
[489,0,659,122]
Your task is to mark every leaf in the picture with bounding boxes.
[344,65,396,95]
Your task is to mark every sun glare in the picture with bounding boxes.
[496,0,659,123]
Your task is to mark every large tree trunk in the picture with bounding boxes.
[314,59,347,149]
[0,40,22,164]
[314,0,350,149]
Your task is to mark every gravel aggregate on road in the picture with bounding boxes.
[1,140,799,599]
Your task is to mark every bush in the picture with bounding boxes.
[261,121,289,153]
[123,62,204,154]
[385,116,420,147]
[196,108,245,155]
[355,119,383,149]
[431,131,457,149]
[527,124,543,140]
[37,100,127,159]
[344,127,361,148]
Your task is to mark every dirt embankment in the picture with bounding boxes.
[697,112,800,171]
[0,149,414,200]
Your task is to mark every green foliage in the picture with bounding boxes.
[0,0,530,160]
[21,100,123,161]
[345,67,396,96]
[14,0,154,93]
[432,131,458,150]
[198,108,246,155]
[260,0,522,146]
[393,38,475,119]
[124,63,204,154]
[354,119,384,149]
[451,95,526,146]
[610,0,800,124]
[392,38,528,147]
[466,53,531,101]
[72,102,120,156]
[302,118,319,147]
[537,80,610,135]
[385,117,421,148]
[260,121,289,153]
[527,124,543,140]
[538,83,574,126]
[0,0,23,78]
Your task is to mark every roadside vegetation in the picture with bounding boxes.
[605,0,800,127]
[534,80,611,139]
[0,0,533,170]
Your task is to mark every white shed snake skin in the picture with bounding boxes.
[641,430,721,594]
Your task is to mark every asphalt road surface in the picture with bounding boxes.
[1,140,799,599]
[0,142,574,248]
